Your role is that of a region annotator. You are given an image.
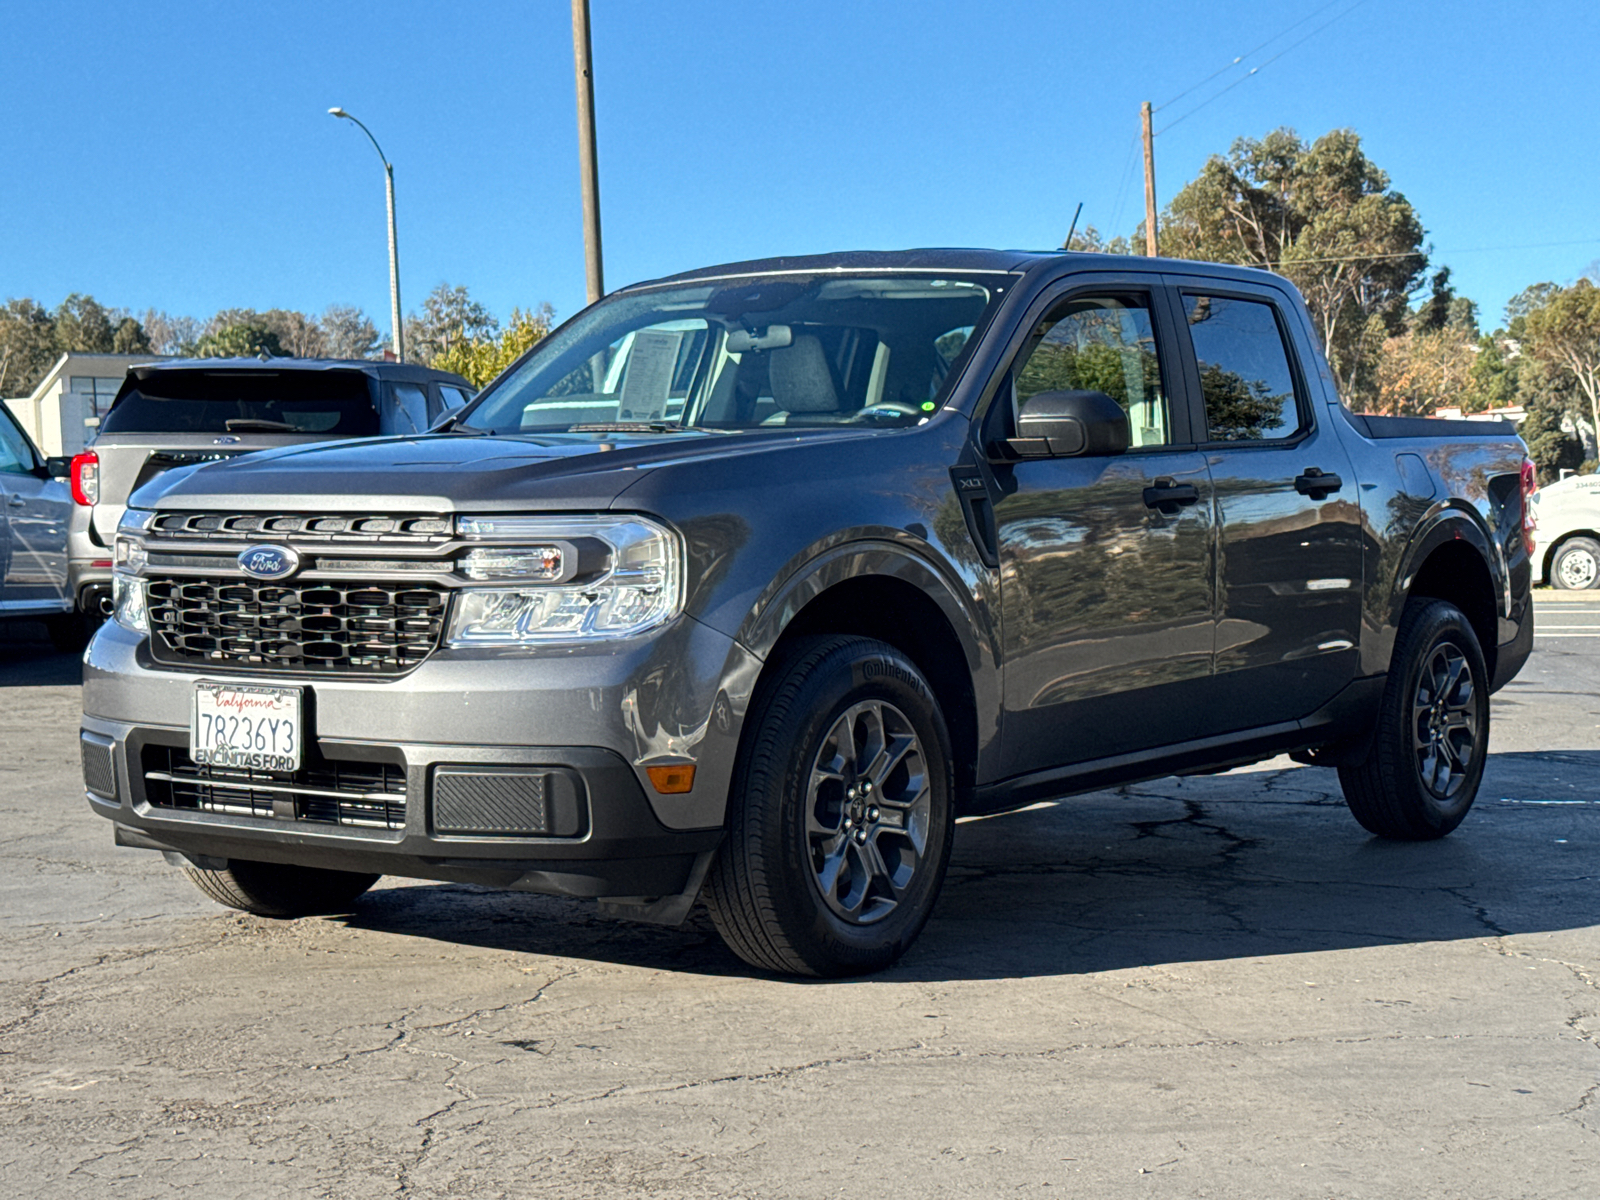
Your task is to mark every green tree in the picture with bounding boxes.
[405,283,498,366]
[433,305,555,388]
[1161,127,1427,408]
[112,317,153,355]
[321,305,381,359]
[1522,279,1600,459]
[1505,282,1560,339]
[1519,396,1584,482]
[193,323,285,358]
[0,298,60,395]
[1062,224,1133,255]
[1461,334,1516,413]
[53,293,118,353]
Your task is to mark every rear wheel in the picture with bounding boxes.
[1338,599,1489,840]
[705,636,954,977]
[1551,536,1600,590]
[183,859,380,917]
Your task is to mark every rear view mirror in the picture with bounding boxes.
[1008,390,1129,458]
[44,456,72,480]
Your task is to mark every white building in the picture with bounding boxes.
[3,352,171,457]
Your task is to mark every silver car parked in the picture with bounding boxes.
[0,402,76,646]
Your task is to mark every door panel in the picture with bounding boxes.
[1175,286,1363,730]
[995,452,1216,774]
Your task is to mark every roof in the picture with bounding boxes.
[626,247,1292,292]
[125,357,471,389]
[637,248,1047,288]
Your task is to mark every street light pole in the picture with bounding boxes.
[329,107,405,361]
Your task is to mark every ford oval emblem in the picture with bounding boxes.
[237,545,300,580]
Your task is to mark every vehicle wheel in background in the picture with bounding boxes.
[183,859,381,917]
[1551,536,1600,590]
[705,636,954,977]
[1338,598,1489,840]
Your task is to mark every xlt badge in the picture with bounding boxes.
[237,545,300,580]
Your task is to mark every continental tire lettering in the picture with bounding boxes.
[854,658,927,697]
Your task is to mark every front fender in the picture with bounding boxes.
[734,537,1005,787]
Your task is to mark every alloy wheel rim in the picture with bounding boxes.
[1411,641,1480,800]
[1558,548,1597,589]
[805,700,932,925]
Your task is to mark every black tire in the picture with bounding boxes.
[183,859,380,918]
[1338,599,1490,840]
[1551,536,1600,590]
[705,636,955,977]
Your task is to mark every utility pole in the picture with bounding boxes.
[1141,101,1159,258]
[571,0,605,304]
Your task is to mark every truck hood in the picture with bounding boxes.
[132,427,884,513]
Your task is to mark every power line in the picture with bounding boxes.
[1157,0,1371,136]
[1154,0,1350,112]
[1236,238,1600,270]
[1105,130,1142,241]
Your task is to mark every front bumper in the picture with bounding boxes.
[82,714,721,901]
[81,613,759,898]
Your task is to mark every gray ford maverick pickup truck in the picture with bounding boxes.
[82,250,1536,976]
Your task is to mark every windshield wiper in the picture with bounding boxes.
[567,421,707,434]
[428,414,488,435]
[224,418,299,432]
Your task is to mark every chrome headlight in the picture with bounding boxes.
[446,515,682,644]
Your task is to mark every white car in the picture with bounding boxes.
[1532,473,1600,589]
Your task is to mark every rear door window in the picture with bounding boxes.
[1180,294,1303,441]
[100,371,380,436]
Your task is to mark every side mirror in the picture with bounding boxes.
[44,456,72,480]
[1008,390,1129,458]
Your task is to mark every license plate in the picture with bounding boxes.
[191,683,304,772]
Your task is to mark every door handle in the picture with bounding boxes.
[1143,478,1200,514]
[1294,468,1343,499]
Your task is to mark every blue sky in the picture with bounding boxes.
[3,0,1596,338]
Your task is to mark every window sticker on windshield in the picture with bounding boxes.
[619,330,683,421]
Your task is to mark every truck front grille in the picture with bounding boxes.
[146,578,447,675]
[141,745,407,830]
[150,512,452,543]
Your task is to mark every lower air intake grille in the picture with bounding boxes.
[141,745,407,830]
[146,578,447,675]
[433,767,585,837]
[81,734,117,800]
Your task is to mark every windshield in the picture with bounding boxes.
[463,273,1003,434]
[101,370,380,436]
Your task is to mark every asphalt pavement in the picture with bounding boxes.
[1,597,1596,1198]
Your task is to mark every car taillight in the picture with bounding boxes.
[1520,457,1538,557]
[70,451,99,506]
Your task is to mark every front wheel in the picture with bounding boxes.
[1551,536,1600,590]
[1338,599,1490,840]
[183,859,380,917]
[705,636,955,977]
